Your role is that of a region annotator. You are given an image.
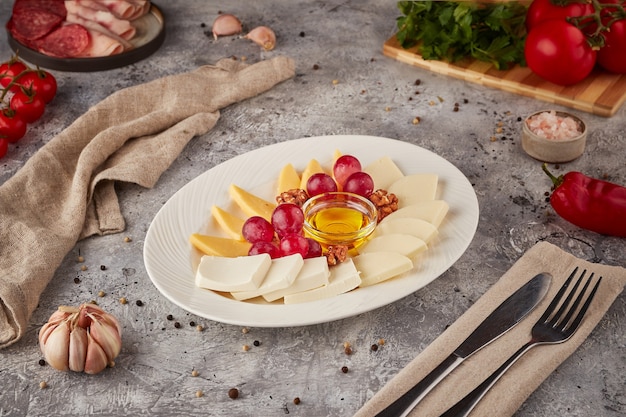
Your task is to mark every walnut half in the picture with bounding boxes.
[276,188,309,207]
[325,245,348,266]
[368,189,398,221]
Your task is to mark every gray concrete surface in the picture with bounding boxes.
[1,1,624,416]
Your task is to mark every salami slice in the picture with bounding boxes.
[10,7,64,41]
[36,24,90,58]
[13,0,67,18]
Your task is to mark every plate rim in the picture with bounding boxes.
[143,135,480,327]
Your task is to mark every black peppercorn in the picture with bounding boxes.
[136,300,143,306]
[253,340,260,347]
[228,388,239,399]
[174,322,181,329]
[38,359,46,366]
[341,366,349,373]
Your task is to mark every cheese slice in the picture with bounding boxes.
[353,251,413,287]
[276,163,301,195]
[382,200,449,228]
[284,259,361,304]
[262,256,330,302]
[388,173,439,206]
[299,159,325,190]
[363,156,405,190]
[374,217,438,243]
[211,205,245,241]
[229,184,276,221]
[357,234,427,258]
[195,254,271,292]
[190,233,251,257]
[231,254,304,301]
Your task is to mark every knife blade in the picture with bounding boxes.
[375,272,551,417]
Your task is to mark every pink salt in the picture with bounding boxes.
[526,111,582,141]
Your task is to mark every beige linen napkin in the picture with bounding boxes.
[0,56,295,348]
[355,241,625,417]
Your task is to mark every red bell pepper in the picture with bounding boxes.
[543,164,626,237]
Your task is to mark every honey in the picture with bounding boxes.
[302,192,377,249]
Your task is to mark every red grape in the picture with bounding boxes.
[242,216,275,243]
[306,172,338,196]
[333,155,362,187]
[271,203,304,238]
[343,171,374,197]
[279,234,309,257]
[248,241,281,258]
[304,238,322,258]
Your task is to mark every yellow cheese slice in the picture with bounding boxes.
[388,173,439,206]
[276,163,301,195]
[353,251,413,287]
[211,205,245,241]
[363,156,405,190]
[299,159,325,190]
[228,184,276,221]
[357,233,427,258]
[374,217,438,243]
[195,254,271,292]
[382,200,449,228]
[189,233,251,257]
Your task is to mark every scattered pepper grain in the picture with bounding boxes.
[242,327,249,334]
[100,265,106,271]
[124,236,132,243]
[341,366,349,374]
[196,324,204,332]
[344,346,353,355]
[228,388,239,399]
[191,369,199,377]
[196,390,204,398]
[39,381,48,389]
[371,344,379,352]
[412,116,421,125]
[378,338,386,346]
[242,344,250,352]
[332,79,339,85]
[253,340,260,347]
[174,322,181,329]
[73,277,81,284]
[293,397,301,405]
[38,359,46,366]
[98,290,105,297]
[189,321,196,327]
[77,256,84,263]
[384,106,391,112]
[80,265,88,271]
[119,297,128,305]
[166,314,174,321]
[136,300,144,307]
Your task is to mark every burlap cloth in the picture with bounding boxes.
[0,56,295,348]
[355,241,625,417]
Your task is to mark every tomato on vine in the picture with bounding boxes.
[597,16,626,73]
[10,89,46,123]
[0,138,8,158]
[524,20,597,86]
[16,69,57,103]
[0,58,27,92]
[0,109,27,143]
[526,0,594,31]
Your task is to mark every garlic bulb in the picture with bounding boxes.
[212,13,243,40]
[245,26,276,51]
[39,304,122,374]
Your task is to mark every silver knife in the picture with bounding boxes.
[375,272,551,417]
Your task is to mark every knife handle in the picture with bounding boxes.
[375,354,463,417]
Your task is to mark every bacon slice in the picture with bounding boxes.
[65,12,133,52]
[74,0,150,21]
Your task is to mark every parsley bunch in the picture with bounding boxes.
[396,1,529,70]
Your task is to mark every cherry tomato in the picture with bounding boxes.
[525,20,596,86]
[10,89,46,123]
[16,70,58,103]
[597,19,626,74]
[0,59,28,92]
[0,138,8,159]
[0,109,27,143]
[526,0,594,31]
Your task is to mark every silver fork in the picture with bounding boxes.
[439,267,602,417]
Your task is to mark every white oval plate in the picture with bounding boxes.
[144,135,479,327]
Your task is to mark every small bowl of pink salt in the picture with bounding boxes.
[522,110,587,163]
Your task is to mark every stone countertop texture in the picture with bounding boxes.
[1,1,624,416]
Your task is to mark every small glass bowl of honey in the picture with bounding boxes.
[302,192,378,250]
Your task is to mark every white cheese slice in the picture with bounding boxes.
[262,256,330,302]
[353,251,413,287]
[357,233,427,258]
[374,217,438,243]
[363,156,405,190]
[195,254,271,292]
[382,200,449,228]
[284,259,361,304]
[231,254,304,301]
[388,173,439,206]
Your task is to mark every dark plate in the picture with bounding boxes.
[6,3,165,72]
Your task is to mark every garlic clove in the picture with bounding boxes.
[245,26,276,51]
[69,327,88,372]
[43,321,70,371]
[212,13,243,40]
[89,318,122,360]
[84,331,109,375]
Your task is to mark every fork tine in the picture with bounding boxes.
[557,272,594,330]
[539,267,579,324]
[549,268,586,328]
[563,275,602,334]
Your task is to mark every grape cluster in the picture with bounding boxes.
[242,154,374,259]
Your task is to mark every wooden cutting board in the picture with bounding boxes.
[383,35,626,117]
